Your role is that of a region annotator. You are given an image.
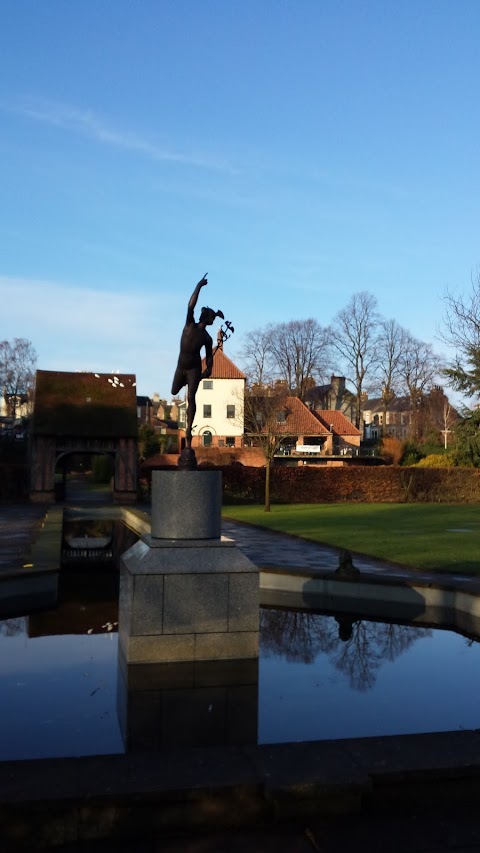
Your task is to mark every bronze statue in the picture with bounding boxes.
[171,275,224,453]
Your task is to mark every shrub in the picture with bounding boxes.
[139,424,161,458]
[400,441,425,466]
[451,409,480,468]
[380,436,404,465]
[414,453,455,468]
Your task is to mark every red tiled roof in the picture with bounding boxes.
[277,397,330,436]
[314,409,360,436]
[201,348,246,379]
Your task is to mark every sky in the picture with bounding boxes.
[1,0,480,400]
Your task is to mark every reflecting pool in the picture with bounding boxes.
[260,608,480,743]
[1,575,480,761]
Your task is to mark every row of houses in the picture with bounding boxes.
[138,344,456,461]
[139,349,362,462]
[3,346,455,457]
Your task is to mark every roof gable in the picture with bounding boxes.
[249,396,330,436]
[314,409,360,436]
[201,348,246,380]
[281,397,330,435]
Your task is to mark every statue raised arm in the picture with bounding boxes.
[171,275,224,452]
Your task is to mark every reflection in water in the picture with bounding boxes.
[261,608,433,691]
[61,519,137,566]
[2,588,480,759]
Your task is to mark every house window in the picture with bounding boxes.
[226,436,235,447]
[203,380,213,390]
[203,404,212,418]
[226,404,235,419]
[276,410,286,423]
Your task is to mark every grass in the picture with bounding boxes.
[222,503,480,575]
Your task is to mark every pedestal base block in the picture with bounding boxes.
[119,536,259,664]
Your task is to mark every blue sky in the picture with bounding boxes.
[1,1,479,398]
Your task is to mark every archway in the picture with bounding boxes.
[55,451,115,504]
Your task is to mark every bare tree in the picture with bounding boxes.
[266,318,331,402]
[441,272,480,398]
[261,608,431,692]
[398,335,439,438]
[0,337,37,422]
[331,292,380,428]
[376,319,408,429]
[238,326,275,388]
[243,388,293,512]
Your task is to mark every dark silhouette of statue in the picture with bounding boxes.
[171,275,224,458]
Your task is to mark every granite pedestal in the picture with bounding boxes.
[118,470,259,665]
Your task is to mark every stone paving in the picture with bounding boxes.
[0,501,476,590]
[0,503,46,574]
[222,518,478,589]
[222,518,402,575]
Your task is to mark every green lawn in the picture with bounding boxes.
[222,503,480,574]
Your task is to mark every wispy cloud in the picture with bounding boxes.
[6,97,235,173]
[0,275,181,394]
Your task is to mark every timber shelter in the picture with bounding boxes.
[30,370,138,503]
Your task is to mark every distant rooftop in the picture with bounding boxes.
[314,409,360,436]
[274,396,331,436]
[33,370,138,437]
[201,348,246,380]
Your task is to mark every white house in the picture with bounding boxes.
[192,348,246,449]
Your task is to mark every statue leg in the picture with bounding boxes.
[171,366,186,396]
[186,371,200,448]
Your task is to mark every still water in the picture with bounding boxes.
[1,574,480,760]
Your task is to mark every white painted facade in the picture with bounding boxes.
[194,376,245,447]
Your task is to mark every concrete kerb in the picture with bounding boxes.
[3,508,480,846]
[2,732,480,848]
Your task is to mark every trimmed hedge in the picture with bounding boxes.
[221,465,480,504]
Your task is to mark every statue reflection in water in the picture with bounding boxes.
[260,608,432,692]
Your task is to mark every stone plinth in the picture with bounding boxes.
[151,470,221,539]
[119,535,259,664]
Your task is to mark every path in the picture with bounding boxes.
[0,504,46,573]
